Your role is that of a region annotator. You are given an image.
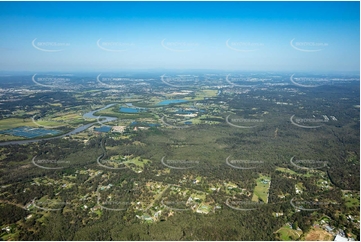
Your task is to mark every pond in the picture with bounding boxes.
[119,107,146,113]
[157,99,188,105]
[0,126,61,138]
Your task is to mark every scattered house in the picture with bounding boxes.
[136,214,153,221]
[330,115,338,121]
[111,126,126,133]
[295,186,302,194]
[325,225,333,233]
[193,179,200,184]
[1,226,11,232]
[186,196,193,205]
[91,205,100,212]
[154,210,161,219]
[323,115,330,121]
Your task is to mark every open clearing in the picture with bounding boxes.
[251,175,271,203]
[304,227,333,241]
[275,226,302,241]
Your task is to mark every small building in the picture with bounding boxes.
[112,126,126,133]
[325,225,333,232]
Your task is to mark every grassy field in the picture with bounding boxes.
[344,195,360,208]
[252,175,271,203]
[275,226,302,241]
[296,182,305,192]
[33,119,66,127]
[276,167,298,175]
[0,133,26,141]
[197,203,212,214]
[0,118,37,130]
[106,155,151,170]
[183,89,218,101]
[123,157,151,168]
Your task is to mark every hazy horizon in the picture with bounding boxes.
[0,1,360,72]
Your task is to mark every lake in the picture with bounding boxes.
[157,99,188,105]
[0,126,60,138]
[94,126,112,133]
[119,107,146,113]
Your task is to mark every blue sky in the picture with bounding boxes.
[0,1,359,72]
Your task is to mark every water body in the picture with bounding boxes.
[94,126,112,132]
[0,104,117,146]
[157,99,188,105]
[83,103,117,122]
[119,107,144,113]
[0,126,60,139]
